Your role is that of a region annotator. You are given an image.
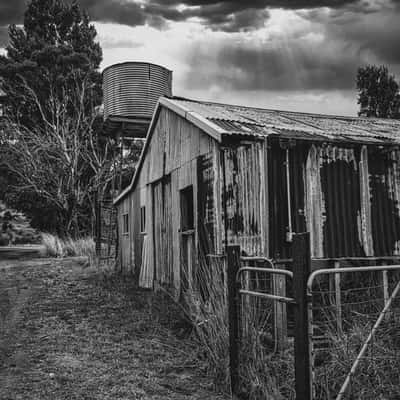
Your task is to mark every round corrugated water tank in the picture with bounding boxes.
[103,62,172,120]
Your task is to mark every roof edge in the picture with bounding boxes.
[113,97,226,205]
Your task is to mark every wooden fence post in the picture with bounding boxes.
[293,233,313,400]
[274,272,288,350]
[227,245,241,397]
[95,190,102,258]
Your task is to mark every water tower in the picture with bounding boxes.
[97,62,172,261]
[102,61,173,138]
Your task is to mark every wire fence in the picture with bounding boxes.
[230,245,400,400]
[308,265,400,400]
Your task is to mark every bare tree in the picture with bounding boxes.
[0,72,115,237]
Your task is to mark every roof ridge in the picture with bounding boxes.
[171,95,400,123]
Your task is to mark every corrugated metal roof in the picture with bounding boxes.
[114,95,400,205]
[170,97,400,144]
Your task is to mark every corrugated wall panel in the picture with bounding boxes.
[269,140,400,259]
[268,140,308,259]
[318,145,364,257]
[222,142,265,256]
[368,147,400,255]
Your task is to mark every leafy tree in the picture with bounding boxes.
[0,0,106,236]
[356,65,400,119]
[0,0,102,127]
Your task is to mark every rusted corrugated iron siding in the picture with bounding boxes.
[368,148,400,255]
[268,140,308,259]
[222,141,266,256]
[267,140,400,259]
[319,146,364,257]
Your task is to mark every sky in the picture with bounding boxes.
[1,0,400,116]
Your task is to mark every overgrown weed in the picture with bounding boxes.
[41,233,95,262]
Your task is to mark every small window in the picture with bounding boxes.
[180,185,194,231]
[122,213,129,235]
[140,206,146,233]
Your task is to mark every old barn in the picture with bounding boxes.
[114,94,400,293]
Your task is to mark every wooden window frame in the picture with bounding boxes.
[122,213,129,235]
[180,185,194,234]
[140,206,146,234]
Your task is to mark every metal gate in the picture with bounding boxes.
[307,264,400,400]
[226,246,299,399]
[227,235,400,400]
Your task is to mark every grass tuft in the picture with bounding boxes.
[41,233,95,262]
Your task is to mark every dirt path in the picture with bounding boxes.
[0,258,227,400]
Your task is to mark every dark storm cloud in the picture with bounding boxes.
[185,40,361,92]
[183,1,400,92]
[79,0,363,32]
[0,0,382,33]
[301,5,400,64]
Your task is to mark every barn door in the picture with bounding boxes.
[153,176,173,286]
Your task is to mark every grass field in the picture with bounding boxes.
[0,257,227,400]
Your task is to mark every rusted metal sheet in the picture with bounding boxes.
[169,98,400,144]
[268,139,307,259]
[222,142,265,256]
[368,147,400,255]
[318,145,364,257]
[268,140,400,259]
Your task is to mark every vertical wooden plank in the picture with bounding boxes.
[383,269,389,305]
[147,184,155,289]
[227,245,241,397]
[213,143,223,254]
[274,271,287,350]
[192,158,199,292]
[262,138,269,257]
[382,263,390,321]
[334,261,342,334]
[171,171,180,295]
[305,145,324,258]
[359,145,373,256]
[293,232,312,400]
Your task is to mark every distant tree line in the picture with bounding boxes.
[357,65,400,119]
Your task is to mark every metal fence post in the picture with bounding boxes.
[227,245,241,397]
[293,233,313,400]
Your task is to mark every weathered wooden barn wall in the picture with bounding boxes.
[116,97,400,296]
[117,106,218,292]
[118,196,132,269]
[268,139,400,259]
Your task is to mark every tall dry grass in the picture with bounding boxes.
[181,253,231,392]
[41,233,95,262]
[180,251,289,398]
[313,316,400,399]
